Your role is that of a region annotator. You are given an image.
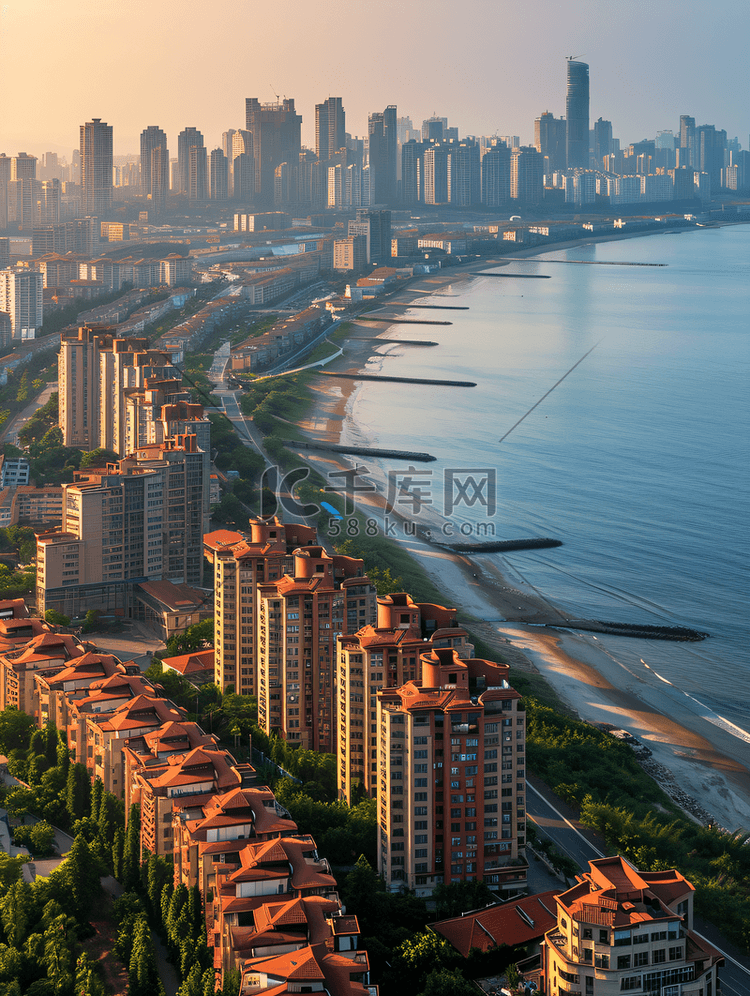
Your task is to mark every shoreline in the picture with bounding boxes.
[290,225,750,834]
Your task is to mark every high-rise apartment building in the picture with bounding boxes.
[58,325,204,463]
[347,208,391,262]
[315,97,346,163]
[423,145,450,205]
[231,130,254,201]
[535,112,567,173]
[565,60,590,169]
[188,145,208,201]
[256,546,376,753]
[510,147,544,204]
[203,518,318,697]
[401,140,426,205]
[368,105,398,204]
[209,149,228,200]
[541,856,723,996]
[376,647,527,898]
[140,126,168,213]
[481,143,511,207]
[244,98,302,206]
[679,115,696,168]
[337,593,473,803]
[80,119,113,217]
[593,117,613,164]
[177,128,204,196]
[697,124,726,192]
[0,155,11,229]
[450,141,481,207]
[0,268,43,339]
[36,434,207,618]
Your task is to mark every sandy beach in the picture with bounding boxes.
[288,236,750,835]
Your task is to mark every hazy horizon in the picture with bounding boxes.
[2,0,748,158]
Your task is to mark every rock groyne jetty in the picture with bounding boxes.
[439,538,563,553]
[319,372,476,387]
[358,317,453,325]
[471,272,551,279]
[284,440,436,463]
[546,619,709,642]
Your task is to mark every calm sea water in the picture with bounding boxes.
[342,225,750,734]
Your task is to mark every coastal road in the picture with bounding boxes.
[526,780,750,995]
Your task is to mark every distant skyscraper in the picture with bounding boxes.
[422,145,450,205]
[510,147,543,204]
[565,60,590,169]
[481,143,511,207]
[188,145,208,201]
[177,128,204,196]
[535,112,567,173]
[244,98,302,206]
[209,149,228,200]
[368,105,398,204]
[679,115,696,168]
[450,141,481,206]
[315,97,345,162]
[593,117,613,164]
[0,268,43,339]
[401,140,425,205]
[231,130,254,201]
[80,119,113,217]
[140,126,168,212]
[697,124,726,192]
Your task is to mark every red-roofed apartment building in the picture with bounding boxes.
[541,856,723,996]
[0,631,86,713]
[337,591,474,804]
[377,647,527,899]
[256,546,376,754]
[172,784,298,894]
[129,743,255,858]
[203,516,317,697]
[210,835,340,979]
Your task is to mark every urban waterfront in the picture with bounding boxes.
[343,223,750,732]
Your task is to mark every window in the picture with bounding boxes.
[614,929,631,947]
[669,947,683,961]
[582,928,592,940]
[621,977,641,992]
[634,952,648,967]
[652,949,666,964]
[594,954,609,969]
[617,956,631,970]
[599,930,609,944]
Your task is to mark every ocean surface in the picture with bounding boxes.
[341,224,750,737]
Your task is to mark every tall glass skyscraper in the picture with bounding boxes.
[565,60,590,169]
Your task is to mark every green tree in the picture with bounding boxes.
[90,778,103,825]
[16,371,29,403]
[44,610,71,627]
[112,828,124,882]
[122,804,141,891]
[61,835,102,918]
[128,915,163,996]
[419,967,477,996]
[1,880,32,947]
[80,448,120,469]
[0,707,34,753]
[65,763,90,823]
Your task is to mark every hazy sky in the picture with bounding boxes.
[2,0,748,158]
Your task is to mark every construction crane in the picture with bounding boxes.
[567,54,584,61]
[269,84,280,102]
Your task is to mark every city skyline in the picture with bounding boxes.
[1,0,748,156]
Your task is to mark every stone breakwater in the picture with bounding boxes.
[638,755,724,830]
[284,440,436,462]
[319,372,476,387]
[546,620,709,642]
[439,538,563,553]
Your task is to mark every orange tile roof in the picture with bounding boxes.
[431,891,559,957]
